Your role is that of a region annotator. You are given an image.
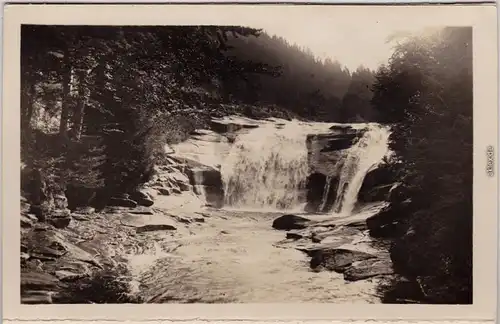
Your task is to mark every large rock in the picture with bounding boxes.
[344,258,394,281]
[130,190,154,207]
[272,214,311,230]
[358,164,396,203]
[309,248,376,272]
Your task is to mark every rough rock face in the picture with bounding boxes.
[307,126,364,178]
[357,163,396,204]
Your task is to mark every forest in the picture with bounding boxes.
[20,25,472,304]
[372,27,473,303]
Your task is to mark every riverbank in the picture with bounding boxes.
[21,194,397,304]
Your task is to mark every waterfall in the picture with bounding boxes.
[220,122,312,211]
[331,124,391,215]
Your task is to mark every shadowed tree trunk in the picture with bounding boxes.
[59,50,72,140]
[70,69,88,141]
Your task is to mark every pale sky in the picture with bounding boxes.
[261,23,428,72]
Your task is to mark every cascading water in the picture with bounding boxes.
[220,122,311,211]
[331,124,391,215]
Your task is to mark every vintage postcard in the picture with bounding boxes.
[2,3,498,322]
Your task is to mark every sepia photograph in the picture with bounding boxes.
[2,3,498,322]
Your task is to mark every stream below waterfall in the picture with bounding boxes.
[125,117,393,303]
[129,208,384,303]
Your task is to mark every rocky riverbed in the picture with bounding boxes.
[20,191,396,303]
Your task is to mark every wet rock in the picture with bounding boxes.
[309,248,376,272]
[272,214,311,230]
[136,224,177,233]
[130,190,154,207]
[108,197,138,208]
[344,258,394,281]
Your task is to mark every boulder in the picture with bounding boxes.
[272,214,311,230]
[344,258,394,281]
[357,164,396,203]
[130,190,154,207]
[309,248,376,272]
[108,197,138,208]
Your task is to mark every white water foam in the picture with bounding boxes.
[332,123,391,215]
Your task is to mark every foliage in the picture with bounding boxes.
[372,27,473,303]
